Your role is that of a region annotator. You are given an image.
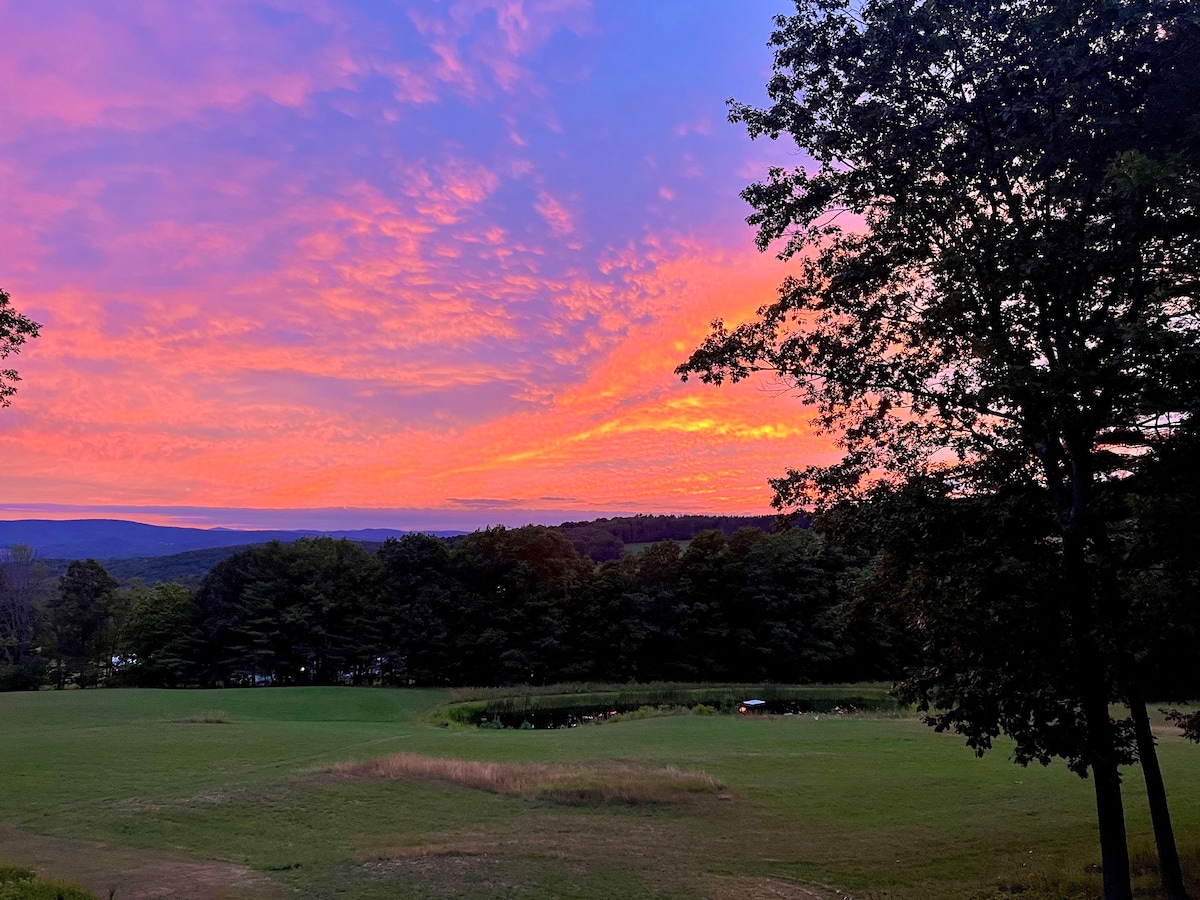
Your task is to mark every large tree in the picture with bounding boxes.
[46,560,119,688]
[0,288,40,407]
[678,2,1200,898]
[0,544,41,667]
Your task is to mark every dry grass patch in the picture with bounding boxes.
[171,710,232,724]
[325,752,725,805]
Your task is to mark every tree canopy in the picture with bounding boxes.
[681,0,1200,505]
[0,289,40,408]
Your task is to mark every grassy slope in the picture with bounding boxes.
[2,688,1198,899]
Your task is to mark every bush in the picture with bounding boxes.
[0,865,97,900]
[0,658,49,692]
[692,704,717,716]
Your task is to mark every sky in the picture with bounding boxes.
[0,0,838,531]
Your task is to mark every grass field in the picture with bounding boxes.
[2,687,1198,899]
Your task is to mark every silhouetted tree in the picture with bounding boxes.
[678,3,1200,896]
[375,533,456,684]
[0,288,40,408]
[47,560,118,688]
[0,544,41,666]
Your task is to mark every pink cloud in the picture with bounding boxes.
[535,191,575,235]
[0,2,365,134]
[1,226,830,516]
[402,158,501,225]
[403,0,591,100]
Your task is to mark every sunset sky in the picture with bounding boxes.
[0,0,838,531]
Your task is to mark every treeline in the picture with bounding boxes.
[0,525,903,690]
[556,514,782,562]
[21,514,786,587]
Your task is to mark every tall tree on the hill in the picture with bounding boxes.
[125,582,197,686]
[192,539,375,686]
[451,526,591,685]
[375,533,456,685]
[678,3,1200,898]
[0,288,40,408]
[47,560,118,688]
[0,544,41,666]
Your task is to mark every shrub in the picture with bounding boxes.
[0,658,49,692]
[0,865,97,900]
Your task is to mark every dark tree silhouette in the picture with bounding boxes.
[678,3,1200,897]
[0,288,40,408]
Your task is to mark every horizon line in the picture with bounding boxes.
[0,503,778,533]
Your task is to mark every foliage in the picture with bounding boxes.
[445,682,900,728]
[0,545,43,668]
[123,582,198,686]
[46,560,119,688]
[191,537,376,686]
[829,480,1131,774]
[0,658,48,692]
[556,514,780,546]
[1165,709,1200,743]
[558,525,624,563]
[13,526,901,690]
[0,866,96,900]
[681,0,1200,505]
[0,289,40,409]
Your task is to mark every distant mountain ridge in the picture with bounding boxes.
[0,518,465,560]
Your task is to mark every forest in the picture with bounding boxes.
[0,520,901,692]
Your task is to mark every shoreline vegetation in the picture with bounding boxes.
[442,682,901,729]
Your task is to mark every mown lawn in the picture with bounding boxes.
[2,687,1198,899]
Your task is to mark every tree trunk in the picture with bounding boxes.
[1129,689,1190,899]
[1088,694,1134,900]
[1061,515,1134,900]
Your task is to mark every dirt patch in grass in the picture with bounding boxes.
[0,824,282,900]
[324,752,726,805]
[705,877,830,900]
[115,787,248,816]
[360,845,512,894]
